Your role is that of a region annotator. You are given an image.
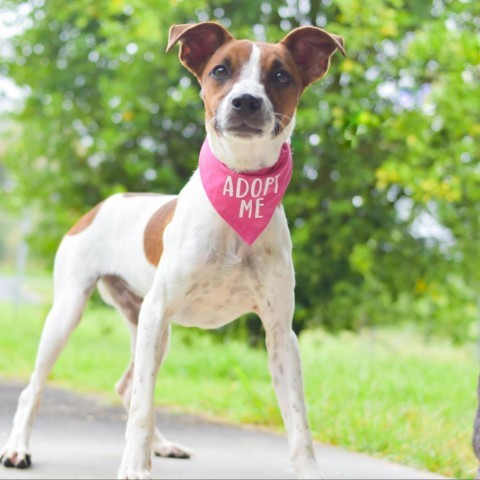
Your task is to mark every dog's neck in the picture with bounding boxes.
[205,118,295,173]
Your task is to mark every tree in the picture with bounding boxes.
[1,0,479,340]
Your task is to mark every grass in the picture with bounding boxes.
[0,300,477,479]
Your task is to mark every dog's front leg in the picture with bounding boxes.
[117,288,171,480]
[260,280,324,479]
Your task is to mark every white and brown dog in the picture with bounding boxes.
[1,21,344,479]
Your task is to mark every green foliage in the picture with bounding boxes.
[1,0,479,338]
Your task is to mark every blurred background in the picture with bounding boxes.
[0,0,479,478]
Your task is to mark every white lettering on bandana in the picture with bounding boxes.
[199,139,293,245]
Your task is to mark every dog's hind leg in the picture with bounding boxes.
[99,276,192,460]
[1,242,96,469]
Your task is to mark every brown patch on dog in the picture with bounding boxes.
[258,42,303,134]
[166,22,235,81]
[144,198,178,266]
[67,201,104,236]
[101,274,143,325]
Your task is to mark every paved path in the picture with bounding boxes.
[0,383,445,479]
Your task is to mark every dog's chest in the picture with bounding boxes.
[160,170,292,328]
[170,239,268,328]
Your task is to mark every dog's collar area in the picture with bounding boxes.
[199,139,292,245]
[217,143,291,176]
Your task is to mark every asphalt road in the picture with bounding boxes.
[0,382,445,479]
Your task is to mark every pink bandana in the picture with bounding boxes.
[199,139,293,245]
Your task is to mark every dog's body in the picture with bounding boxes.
[1,22,344,479]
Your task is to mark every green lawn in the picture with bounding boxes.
[0,301,477,479]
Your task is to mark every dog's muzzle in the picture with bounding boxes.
[222,93,272,137]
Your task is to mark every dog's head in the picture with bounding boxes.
[166,22,344,167]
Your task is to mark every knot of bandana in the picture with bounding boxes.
[199,139,293,245]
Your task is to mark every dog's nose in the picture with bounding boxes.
[231,94,263,115]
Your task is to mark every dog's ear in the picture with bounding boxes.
[280,26,345,88]
[166,22,234,80]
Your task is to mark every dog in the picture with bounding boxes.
[0,21,345,479]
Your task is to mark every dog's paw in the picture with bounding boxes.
[117,467,152,480]
[117,451,152,480]
[294,459,326,479]
[0,449,32,469]
[117,465,152,480]
[152,439,193,459]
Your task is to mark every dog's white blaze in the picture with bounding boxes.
[240,43,261,84]
[230,43,264,99]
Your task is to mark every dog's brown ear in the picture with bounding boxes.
[166,22,234,80]
[280,26,345,88]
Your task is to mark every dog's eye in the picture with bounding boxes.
[211,65,229,79]
[274,70,292,85]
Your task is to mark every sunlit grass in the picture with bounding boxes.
[0,302,477,478]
